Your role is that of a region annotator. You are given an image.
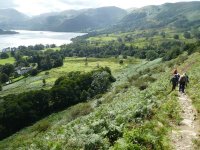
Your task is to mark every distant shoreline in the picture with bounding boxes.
[0,29,19,35]
[0,30,85,51]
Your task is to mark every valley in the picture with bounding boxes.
[0,1,200,150]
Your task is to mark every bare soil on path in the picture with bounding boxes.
[171,93,199,150]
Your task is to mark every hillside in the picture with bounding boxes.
[0,51,194,149]
[25,7,127,32]
[0,1,200,149]
[1,2,200,32]
[0,29,18,35]
[108,1,200,32]
[0,9,29,29]
[27,1,200,32]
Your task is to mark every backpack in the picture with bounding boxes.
[174,74,180,82]
[179,75,186,83]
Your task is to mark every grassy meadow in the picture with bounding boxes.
[0,57,138,96]
[0,57,15,65]
[88,28,196,48]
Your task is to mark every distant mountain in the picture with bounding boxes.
[0,29,18,34]
[0,2,199,32]
[26,6,127,32]
[113,1,200,31]
[0,9,29,29]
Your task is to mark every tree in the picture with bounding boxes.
[30,69,38,76]
[183,32,191,39]
[146,50,159,61]
[174,34,179,40]
[0,73,9,83]
[160,32,166,38]
[0,53,9,59]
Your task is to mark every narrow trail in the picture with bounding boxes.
[171,93,199,150]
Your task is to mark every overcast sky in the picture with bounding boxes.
[0,0,199,16]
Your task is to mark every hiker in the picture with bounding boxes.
[179,73,189,93]
[170,73,180,91]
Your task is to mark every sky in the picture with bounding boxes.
[0,0,199,16]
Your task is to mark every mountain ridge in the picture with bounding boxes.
[0,2,200,32]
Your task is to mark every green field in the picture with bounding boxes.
[0,57,139,96]
[0,57,15,65]
[87,28,196,48]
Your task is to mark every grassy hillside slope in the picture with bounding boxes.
[114,1,200,32]
[180,52,200,148]
[0,55,188,149]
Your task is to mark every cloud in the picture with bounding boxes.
[0,0,17,9]
[1,0,200,15]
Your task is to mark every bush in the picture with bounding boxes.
[70,103,93,121]
[33,121,50,133]
[183,31,191,39]
[30,69,38,76]
[146,50,159,60]
[119,60,124,65]
[173,34,179,39]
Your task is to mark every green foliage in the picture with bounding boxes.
[0,67,115,140]
[30,68,38,76]
[0,57,182,149]
[173,34,179,39]
[119,60,124,65]
[0,53,9,59]
[183,31,191,39]
[146,50,159,61]
[32,121,50,133]
[0,63,14,77]
[163,47,181,61]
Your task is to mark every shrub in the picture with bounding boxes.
[119,60,124,65]
[45,72,49,75]
[173,34,179,39]
[30,69,38,76]
[33,121,50,133]
[70,103,93,121]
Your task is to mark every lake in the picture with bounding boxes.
[0,30,85,51]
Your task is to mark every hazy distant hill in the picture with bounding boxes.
[27,6,127,32]
[0,2,199,32]
[0,29,18,34]
[0,9,29,29]
[113,1,200,31]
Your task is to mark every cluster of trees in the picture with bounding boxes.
[0,64,14,84]
[12,49,64,74]
[27,51,64,71]
[13,44,56,51]
[59,39,187,61]
[0,53,9,59]
[0,67,116,140]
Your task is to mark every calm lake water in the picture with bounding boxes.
[0,30,85,51]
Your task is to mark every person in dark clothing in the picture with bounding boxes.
[170,74,179,91]
[179,73,189,93]
[170,76,177,91]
